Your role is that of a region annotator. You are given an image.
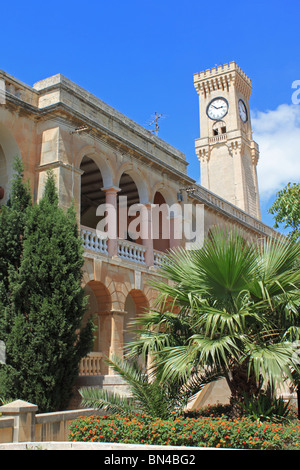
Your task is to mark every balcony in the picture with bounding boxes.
[208,133,227,145]
[81,226,108,255]
[117,239,147,265]
[81,225,166,268]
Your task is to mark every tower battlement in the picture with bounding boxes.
[193,62,252,100]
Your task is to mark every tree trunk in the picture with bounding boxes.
[227,363,261,417]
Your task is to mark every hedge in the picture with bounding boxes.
[68,412,300,450]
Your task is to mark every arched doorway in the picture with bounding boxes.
[123,289,149,351]
[152,191,170,252]
[118,172,141,243]
[80,156,106,229]
[83,280,111,352]
[80,280,112,376]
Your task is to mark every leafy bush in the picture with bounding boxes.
[68,412,300,450]
[240,394,291,422]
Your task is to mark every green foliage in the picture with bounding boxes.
[240,394,291,422]
[79,355,222,419]
[268,182,300,241]
[68,412,300,449]
[0,157,32,333]
[0,168,94,411]
[127,227,300,411]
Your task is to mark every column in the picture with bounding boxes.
[170,212,183,250]
[101,186,120,258]
[109,310,126,374]
[0,400,38,443]
[141,203,154,266]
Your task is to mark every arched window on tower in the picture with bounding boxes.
[212,120,227,136]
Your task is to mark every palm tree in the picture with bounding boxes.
[79,355,222,419]
[127,227,300,416]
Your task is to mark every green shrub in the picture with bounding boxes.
[240,394,291,422]
[68,412,300,450]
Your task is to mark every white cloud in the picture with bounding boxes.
[252,104,300,200]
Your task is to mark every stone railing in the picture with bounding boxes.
[208,133,227,144]
[79,352,104,376]
[117,239,146,265]
[153,249,166,267]
[0,71,38,107]
[80,227,169,268]
[81,226,108,255]
[192,185,277,237]
[0,400,103,444]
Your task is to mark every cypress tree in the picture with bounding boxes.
[0,157,32,338]
[2,170,93,411]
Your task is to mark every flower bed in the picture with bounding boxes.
[68,412,300,450]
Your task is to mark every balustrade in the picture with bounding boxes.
[79,352,104,376]
[153,250,166,267]
[81,226,108,254]
[117,239,146,265]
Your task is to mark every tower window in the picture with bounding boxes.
[212,121,226,136]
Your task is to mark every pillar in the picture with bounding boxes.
[141,203,154,266]
[109,310,125,374]
[0,400,38,443]
[101,186,120,258]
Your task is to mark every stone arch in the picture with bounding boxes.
[152,191,170,252]
[116,162,150,204]
[0,123,22,205]
[83,280,112,352]
[212,120,227,135]
[123,289,149,347]
[77,147,114,189]
[151,186,181,252]
[150,182,178,207]
[80,155,109,229]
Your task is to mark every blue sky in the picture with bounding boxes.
[1,0,299,231]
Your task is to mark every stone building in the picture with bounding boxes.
[0,62,278,407]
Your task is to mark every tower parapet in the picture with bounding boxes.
[194,61,252,101]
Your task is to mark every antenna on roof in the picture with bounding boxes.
[148,112,165,136]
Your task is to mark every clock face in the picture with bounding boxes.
[206,97,229,120]
[238,99,248,122]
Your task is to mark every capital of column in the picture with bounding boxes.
[101,186,121,193]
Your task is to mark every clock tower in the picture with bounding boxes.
[193,62,261,219]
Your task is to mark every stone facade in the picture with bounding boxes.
[0,64,278,408]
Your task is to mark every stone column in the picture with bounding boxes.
[169,212,183,250]
[101,186,120,258]
[109,310,126,374]
[141,203,154,266]
[0,400,38,443]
